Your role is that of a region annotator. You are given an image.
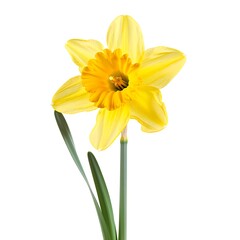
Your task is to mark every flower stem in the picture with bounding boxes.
[119,127,128,240]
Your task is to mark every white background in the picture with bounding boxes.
[0,0,240,239]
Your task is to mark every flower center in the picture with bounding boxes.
[109,73,129,91]
[82,49,139,110]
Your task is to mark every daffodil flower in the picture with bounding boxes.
[52,15,186,150]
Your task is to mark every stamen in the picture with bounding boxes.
[109,74,129,91]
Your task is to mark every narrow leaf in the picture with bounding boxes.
[54,111,85,178]
[54,111,111,240]
[88,152,117,240]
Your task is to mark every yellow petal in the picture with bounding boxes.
[139,47,186,88]
[129,86,168,132]
[52,76,97,114]
[107,15,144,63]
[90,105,130,150]
[65,39,104,70]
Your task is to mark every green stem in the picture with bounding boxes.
[118,127,128,240]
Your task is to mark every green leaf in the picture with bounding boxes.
[54,111,111,240]
[88,152,117,240]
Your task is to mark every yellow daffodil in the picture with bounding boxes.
[52,15,186,150]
